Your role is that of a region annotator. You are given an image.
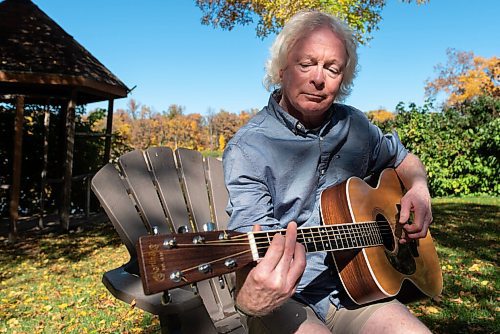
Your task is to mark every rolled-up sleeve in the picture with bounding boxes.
[223,144,280,232]
[368,123,408,173]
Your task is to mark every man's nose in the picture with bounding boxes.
[310,66,325,88]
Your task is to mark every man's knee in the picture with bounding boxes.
[294,321,331,334]
[361,302,431,334]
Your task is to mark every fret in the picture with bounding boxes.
[361,224,371,247]
[369,223,376,245]
[332,226,341,249]
[300,229,313,253]
[321,226,332,251]
[263,222,389,256]
[312,227,320,252]
[353,225,360,247]
[339,225,349,249]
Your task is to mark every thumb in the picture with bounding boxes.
[399,197,412,224]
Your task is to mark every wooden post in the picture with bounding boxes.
[39,103,50,229]
[60,92,77,230]
[103,99,114,165]
[9,95,24,241]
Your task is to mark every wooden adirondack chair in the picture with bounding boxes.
[91,147,244,334]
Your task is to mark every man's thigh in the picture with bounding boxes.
[239,298,327,334]
[325,299,421,334]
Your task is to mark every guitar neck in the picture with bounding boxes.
[250,222,386,259]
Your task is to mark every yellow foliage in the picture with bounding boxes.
[198,0,428,44]
[426,49,499,105]
[366,109,394,123]
[218,134,226,151]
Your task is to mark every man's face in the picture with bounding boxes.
[279,26,347,128]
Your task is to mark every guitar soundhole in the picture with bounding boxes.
[376,214,417,275]
[376,214,395,252]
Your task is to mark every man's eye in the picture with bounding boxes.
[327,67,339,75]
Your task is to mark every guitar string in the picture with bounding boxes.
[170,225,398,273]
[171,227,394,249]
[180,249,253,273]
[172,223,395,248]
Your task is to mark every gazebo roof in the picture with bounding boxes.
[0,0,129,104]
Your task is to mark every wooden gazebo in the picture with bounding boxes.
[0,0,129,239]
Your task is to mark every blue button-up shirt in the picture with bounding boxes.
[223,92,408,321]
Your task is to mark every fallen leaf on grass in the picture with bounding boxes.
[421,306,440,314]
[450,297,463,304]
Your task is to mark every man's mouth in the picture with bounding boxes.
[304,93,326,101]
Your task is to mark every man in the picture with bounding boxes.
[223,10,433,334]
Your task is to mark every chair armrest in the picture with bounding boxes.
[102,265,203,316]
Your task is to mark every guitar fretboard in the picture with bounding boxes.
[254,222,385,258]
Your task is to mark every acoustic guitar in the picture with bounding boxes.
[136,168,442,305]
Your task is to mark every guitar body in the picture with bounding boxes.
[320,169,443,305]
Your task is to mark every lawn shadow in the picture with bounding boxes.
[431,202,499,263]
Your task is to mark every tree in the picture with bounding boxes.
[195,0,428,44]
[164,104,185,119]
[366,108,394,123]
[425,48,500,106]
[126,98,141,120]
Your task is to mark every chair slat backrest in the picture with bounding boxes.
[146,147,192,233]
[205,156,230,230]
[118,150,170,234]
[204,157,236,315]
[175,148,213,232]
[91,163,147,259]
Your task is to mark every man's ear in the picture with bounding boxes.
[279,69,284,80]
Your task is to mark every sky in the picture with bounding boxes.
[32,0,499,115]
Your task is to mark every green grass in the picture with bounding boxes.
[0,196,498,333]
[410,196,499,333]
[0,222,159,333]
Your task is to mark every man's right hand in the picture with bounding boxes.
[235,222,306,316]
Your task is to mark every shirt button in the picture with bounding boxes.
[319,137,324,141]
[320,169,325,175]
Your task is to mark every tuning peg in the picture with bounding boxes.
[161,291,171,305]
[178,225,190,233]
[152,225,159,235]
[218,276,225,289]
[169,270,183,283]
[192,235,205,244]
[198,263,212,274]
[224,258,236,269]
[203,222,216,231]
[163,237,177,249]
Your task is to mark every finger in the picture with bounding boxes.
[258,230,286,271]
[399,196,412,224]
[403,199,430,233]
[274,222,298,273]
[405,210,432,239]
[283,222,298,261]
[286,242,306,290]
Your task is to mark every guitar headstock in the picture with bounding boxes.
[136,230,253,295]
